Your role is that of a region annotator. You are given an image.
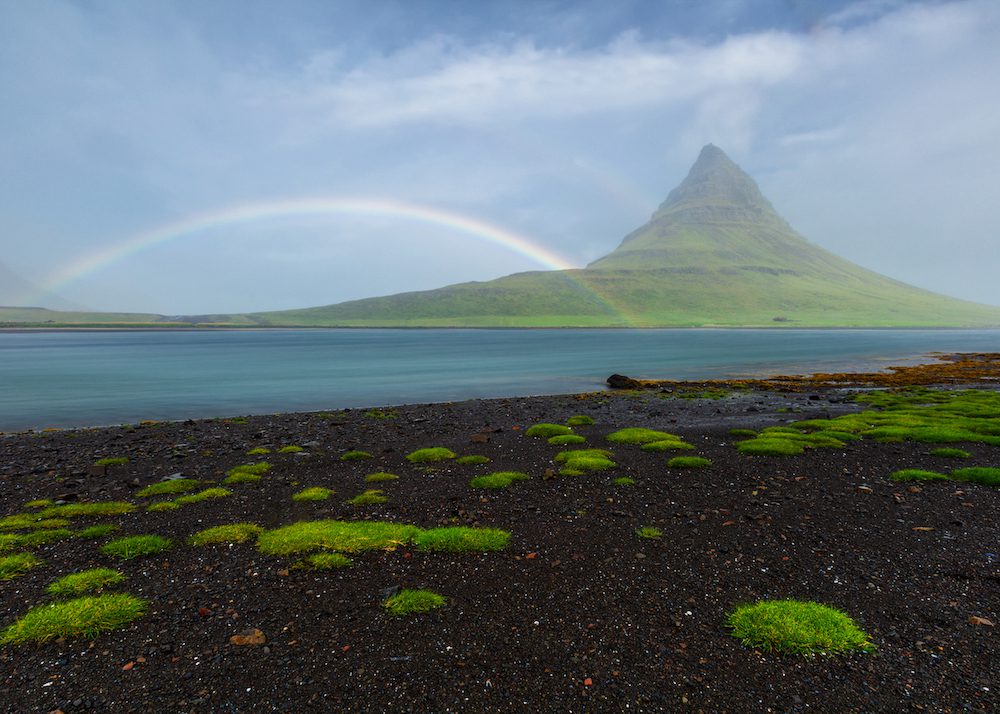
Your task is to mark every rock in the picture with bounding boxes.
[470,433,490,443]
[969,615,994,627]
[607,374,641,389]
[229,628,266,646]
[162,473,187,481]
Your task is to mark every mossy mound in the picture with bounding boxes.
[727,599,874,655]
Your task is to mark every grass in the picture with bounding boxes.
[341,450,373,461]
[737,439,805,456]
[413,527,510,552]
[347,489,387,505]
[292,487,333,502]
[566,415,595,426]
[0,514,38,531]
[93,457,128,467]
[76,524,118,539]
[728,428,757,438]
[47,568,125,597]
[0,552,42,580]
[146,502,180,512]
[24,499,53,509]
[951,467,1000,487]
[100,535,172,560]
[456,455,490,465]
[635,526,662,539]
[930,447,971,458]
[641,439,695,452]
[136,478,199,497]
[173,487,231,505]
[0,594,147,644]
[525,423,574,438]
[406,447,456,463]
[469,471,529,489]
[189,523,263,546]
[225,462,272,478]
[34,518,71,529]
[247,447,271,455]
[296,552,352,570]
[257,520,422,556]
[555,448,616,476]
[36,502,135,519]
[548,434,586,445]
[726,600,874,655]
[613,476,636,486]
[383,589,446,616]
[667,456,712,469]
[607,427,679,444]
[890,469,949,482]
[278,445,304,453]
[223,471,261,485]
[365,472,399,483]
[364,408,398,420]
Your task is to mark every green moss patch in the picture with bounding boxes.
[930,447,971,458]
[0,594,147,644]
[76,524,118,540]
[146,502,180,513]
[635,526,662,539]
[641,439,695,452]
[728,428,757,438]
[225,462,272,479]
[278,445,304,453]
[413,527,510,553]
[292,487,333,502]
[0,529,72,552]
[469,471,529,489]
[0,514,38,531]
[174,487,231,505]
[525,423,573,438]
[347,489,387,505]
[0,552,42,580]
[737,438,805,456]
[37,502,135,519]
[555,448,616,476]
[455,455,490,465]
[566,415,595,426]
[951,466,1000,487]
[247,447,271,455]
[136,479,199,498]
[365,472,399,483]
[47,568,124,597]
[341,450,374,461]
[667,456,712,469]
[100,535,172,560]
[24,499,54,509]
[548,434,586,445]
[890,469,949,482]
[257,520,422,556]
[613,477,635,486]
[296,552,352,570]
[406,447,456,463]
[384,588,446,616]
[189,523,263,546]
[93,457,128,467]
[223,472,261,485]
[727,599,874,655]
[607,428,677,445]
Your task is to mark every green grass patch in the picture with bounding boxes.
[364,408,398,420]
[278,445,304,453]
[930,447,971,458]
[525,423,574,438]
[0,514,38,531]
[189,523,263,546]
[0,552,42,580]
[100,535,172,560]
[247,447,271,455]
[341,450,373,461]
[34,518,71,529]
[47,568,124,597]
[890,469,949,482]
[728,428,757,438]
[406,447,456,463]
[136,478,199,497]
[566,415,595,426]
[293,487,333,502]
[225,462,272,479]
[347,489,387,505]
[365,472,399,483]
[641,439,695,452]
[667,456,712,469]
[0,593,147,644]
[413,526,510,553]
[36,502,136,519]
[146,501,180,513]
[556,449,616,475]
[607,428,678,444]
[737,439,805,456]
[384,588,446,616]
[951,467,1000,487]
[223,471,261,485]
[469,471,529,489]
[548,434,586,445]
[455,455,490,465]
[295,552,352,570]
[257,520,421,556]
[173,487,231,505]
[635,526,662,539]
[613,476,636,486]
[554,448,614,462]
[76,524,118,539]
[24,499,53,509]
[727,599,874,655]
[93,457,128,467]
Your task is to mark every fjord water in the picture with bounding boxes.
[1,329,999,431]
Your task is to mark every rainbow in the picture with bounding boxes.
[37,196,634,323]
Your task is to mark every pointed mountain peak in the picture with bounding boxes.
[656,144,771,214]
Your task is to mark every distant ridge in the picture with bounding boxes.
[239,145,1000,327]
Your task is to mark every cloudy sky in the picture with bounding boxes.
[1,0,998,314]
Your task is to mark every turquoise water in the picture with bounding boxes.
[1,328,998,431]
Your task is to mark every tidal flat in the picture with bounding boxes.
[0,364,997,712]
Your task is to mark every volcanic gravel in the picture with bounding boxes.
[0,388,997,713]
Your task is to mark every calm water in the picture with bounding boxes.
[1,328,998,431]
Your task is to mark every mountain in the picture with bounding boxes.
[244,145,1000,327]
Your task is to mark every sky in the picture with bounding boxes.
[1,0,999,314]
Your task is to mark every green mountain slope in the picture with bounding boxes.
[248,145,1000,327]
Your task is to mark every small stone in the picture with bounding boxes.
[912,526,935,532]
[229,628,267,646]
[969,616,995,627]
[907,486,922,494]
[857,486,873,494]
